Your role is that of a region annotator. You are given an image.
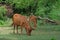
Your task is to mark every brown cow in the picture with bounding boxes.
[29,15,37,29]
[12,13,34,36]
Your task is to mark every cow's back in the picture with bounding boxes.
[13,14,27,26]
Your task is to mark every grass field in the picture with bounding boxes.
[0,20,60,40]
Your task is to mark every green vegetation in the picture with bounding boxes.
[0,20,60,40]
[35,0,60,20]
[0,0,60,24]
[0,0,60,40]
[0,6,7,25]
[0,0,60,32]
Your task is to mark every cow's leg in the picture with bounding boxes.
[16,25,18,34]
[13,25,15,33]
[20,26,23,34]
[20,22,23,34]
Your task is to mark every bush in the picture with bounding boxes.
[0,6,7,21]
[0,0,60,21]
[35,0,60,21]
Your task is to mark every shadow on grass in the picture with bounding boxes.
[9,32,27,36]
[0,38,11,40]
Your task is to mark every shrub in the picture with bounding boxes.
[0,6,7,21]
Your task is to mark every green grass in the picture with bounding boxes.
[0,20,60,40]
[0,19,12,27]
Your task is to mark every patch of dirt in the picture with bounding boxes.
[0,27,13,34]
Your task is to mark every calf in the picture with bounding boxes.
[29,15,37,29]
[12,13,34,36]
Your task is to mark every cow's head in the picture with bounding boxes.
[27,27,34,36]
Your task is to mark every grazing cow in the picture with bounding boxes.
[29,15,37,29]
[12,14,34,36]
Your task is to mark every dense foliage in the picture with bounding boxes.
[2,0,37,15]
[4,0,60,20]
[35,0,60,20]
[0,6,7,20]
[0,0,60,23]
[0,6,7,24]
